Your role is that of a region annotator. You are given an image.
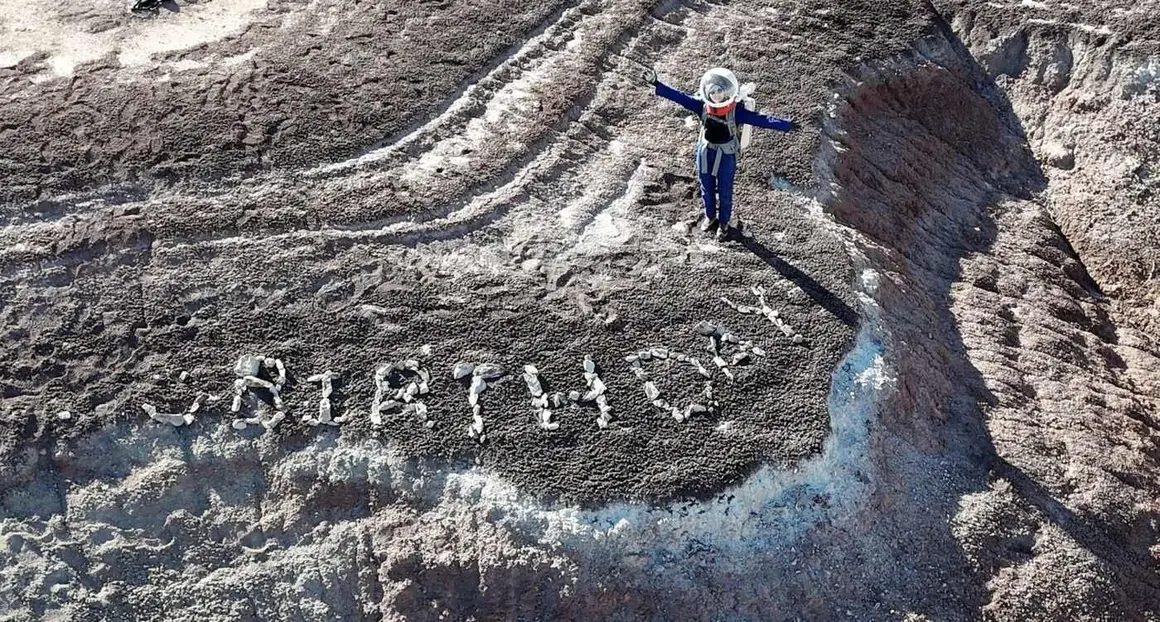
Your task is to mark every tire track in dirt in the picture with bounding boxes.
[304,0,593,178]
[0,0,681,272]
[0,0,583,206]
[0,0,589,228]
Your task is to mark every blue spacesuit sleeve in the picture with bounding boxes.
[736,107,794,132]
[654,81,703,114]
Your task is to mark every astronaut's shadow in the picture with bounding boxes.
[736,235,858,328]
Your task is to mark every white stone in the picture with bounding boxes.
[244,375,275,390]
[644,382,660,400]
[453,362,475,379]
[375,365,392,386]
[474,363,505,380]
[272,358,287,386]
[580,378,607,403]
[591,377,606,396]
[524,373,543,396]
[233,355,262,378]
[694,321,720,337]
[469,375,487,395]
[265,412,286,429]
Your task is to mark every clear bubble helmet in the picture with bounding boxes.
[699,67,740,115]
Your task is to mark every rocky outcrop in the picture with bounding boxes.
[819,10,1160,616]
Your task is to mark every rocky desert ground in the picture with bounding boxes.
[1,0,1158,619]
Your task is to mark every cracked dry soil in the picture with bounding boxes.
[2,0,1159,620]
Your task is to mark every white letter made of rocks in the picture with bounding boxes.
[133,316,782,436]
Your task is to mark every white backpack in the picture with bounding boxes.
[737,81,757,153]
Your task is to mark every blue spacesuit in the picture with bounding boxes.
[644,67,794,238]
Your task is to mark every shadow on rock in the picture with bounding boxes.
[809,3,1160,616]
